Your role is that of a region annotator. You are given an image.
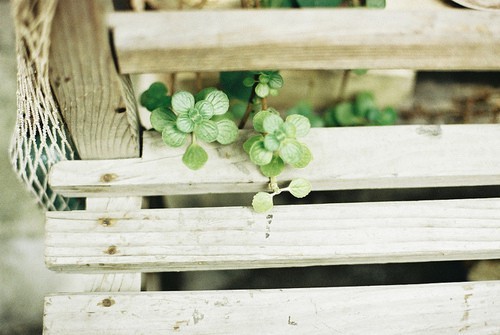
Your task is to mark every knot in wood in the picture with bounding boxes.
[100,298,115,307]
[100,173,118,183]
[105,245,118,255]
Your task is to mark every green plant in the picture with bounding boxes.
[237,74,313,212]
[140,82,238,170]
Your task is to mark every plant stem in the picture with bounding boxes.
[336,69,351,103]
[269,176,280,194]
[195,72,203,92]
[261,97,268,111]
[238,74,259,129]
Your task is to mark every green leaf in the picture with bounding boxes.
[194,87,217,102]
[366,0,385,8]
[288,178,312,198]
[249,140,273,166]
[172,91,195,113]
[354,91,376,117]
[353,69,368,76]
[264,133,280,152]
[291,143,312,168]
[296,0,342,7]
[258,73,270,84]
[194,120,218,143]
[243,135,264,154]
[285,114,310,138]
[279,139,302,164]
[252,110,273,133]
[205,90,230,115]
[176,113,195,133]
[182,143,208,170]
[280,122,296,139]
[195,100,215,120]
[243,76,256,88]
[268,73,284,89]
[228,101,247,120]
[140,82,170,111]
[334,102,365,126]
[286,100,314,117]
[376,107,398,125]
[216,119,239,145]
[162,122,187,147]
[260,155,285,177]
[150,107,176,132]
[252,192,274,213]
[263,113,284,133]
[255,83,270,98]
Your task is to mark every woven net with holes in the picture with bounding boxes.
[10,0,81,211]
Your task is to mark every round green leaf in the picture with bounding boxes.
[249,140,273,166]
[176,113,195,133]
[243,77,255,88]
[264,133,280,152]
[161,122,187,147]
[205,90,230,115]
[286,114,310,138]
[354,91,376,117]
[280,122,296,139]
[268,73,284,89]
[252,192,274,213]
[172,91,195,113]
[263,113,284,134]
[279,139,302,164]
[258,73,270,84]
[291,143,312,168]
[243,135,264,154]
[288,178,311,198]
[255,83,270,98]
[182,143,208,170]
[195,100,214,120]
[194,87,217,102]
[194,120,218,143]
[334,102,365,126]
[377,107,398,125]
[150,107,176,132]
[140,82,170,111]
[216,119,239,145]
[260,155,285,177]
[252,110,273,133]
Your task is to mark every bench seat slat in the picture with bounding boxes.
[108,9,500,73]
[46,198,500,272]
[49,125,500,197]
[43,280,500,334]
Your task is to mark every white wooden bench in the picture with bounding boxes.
[41,0,500,333]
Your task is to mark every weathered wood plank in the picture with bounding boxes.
[45,198,500,272]
[108,9,500,73]
[43,280,500,334]
[81,197,143,292]
[49,125,500,197]
[49,0,140,159]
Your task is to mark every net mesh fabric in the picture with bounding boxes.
[10,0,80,211]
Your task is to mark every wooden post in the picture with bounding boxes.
[48,0,142,291]
[49,0,140,160]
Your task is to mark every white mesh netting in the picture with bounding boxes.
[10,0,81,211]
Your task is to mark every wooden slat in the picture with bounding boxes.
[43,280,500,334]
[108,9,500,73]
[49,125,500,197]
[45,198,500,272]
[49,0,140,159]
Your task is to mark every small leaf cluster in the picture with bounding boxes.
[140,82,238,170]
[324,91,397,127]
[252,178,312,213]
[244,110,312,177]
[287,91,398,128]
[243,71,284,98]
